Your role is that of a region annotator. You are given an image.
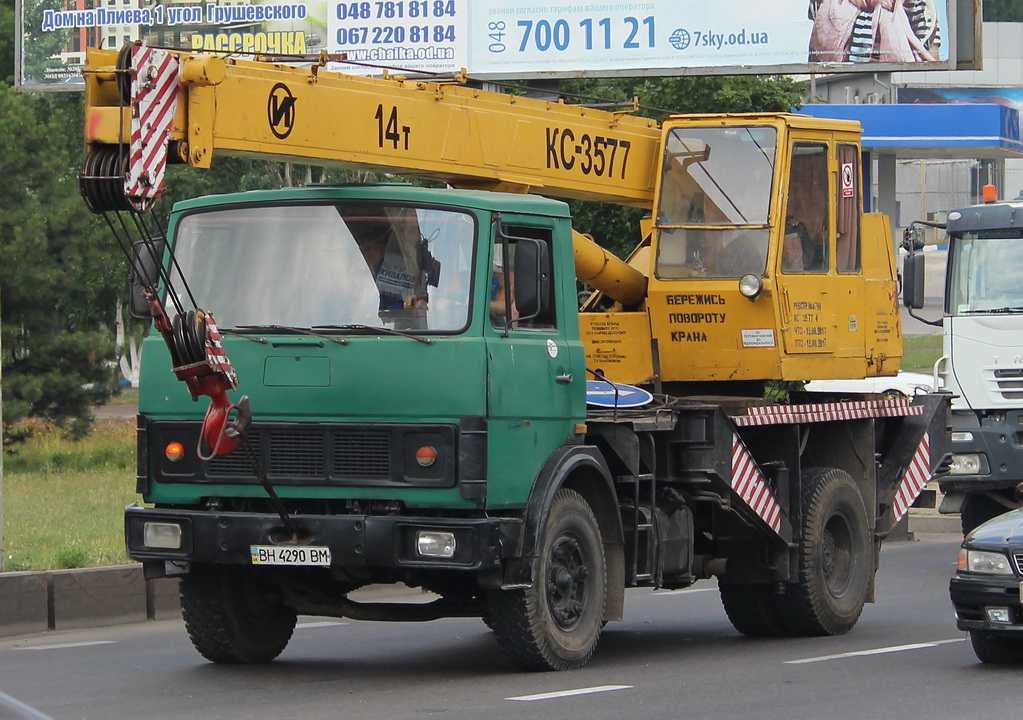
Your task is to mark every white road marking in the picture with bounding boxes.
[647,588,716,597]
[17,641,117,651]
[296,621,348,629]
[785,638,965,664]
[507,685,632,702]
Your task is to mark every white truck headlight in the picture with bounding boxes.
[949,453,982,475]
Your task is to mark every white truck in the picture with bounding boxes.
[904,187,1023,533]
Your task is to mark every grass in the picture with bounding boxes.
[2,418,139,572]
[902,334,943,373]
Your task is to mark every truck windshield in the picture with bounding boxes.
[948,230,1023,314]
[168,203,476,332]
[655,126,776,279]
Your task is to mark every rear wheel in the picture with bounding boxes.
[487,489,606,671]
[720,582,787,637]
[180,565,297,664]
[969,630,1023,664]
[777,468,872,636]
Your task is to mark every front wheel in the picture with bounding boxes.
[970,631,1023,664]
[487,489,607,671]
[777,467,872,636]
[960,494,1010,536]
[180,565,297,664]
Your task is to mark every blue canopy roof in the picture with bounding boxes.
[798,104,1023,159]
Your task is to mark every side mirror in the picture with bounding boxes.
[512,237,550,320]
[902,251,925,309]
[901,225,926,251]
[130,240,164,318]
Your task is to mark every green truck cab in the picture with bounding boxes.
[129,184,618,669]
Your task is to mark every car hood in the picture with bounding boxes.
[968,508,1023,547]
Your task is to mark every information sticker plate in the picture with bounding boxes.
[250,545,331,567]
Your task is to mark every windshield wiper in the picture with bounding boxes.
[969,306,1023,314]
[218,329,268,344]
[235,325,349,345]
[313,324,434,345]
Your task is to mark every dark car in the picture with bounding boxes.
[949,508,1023,663]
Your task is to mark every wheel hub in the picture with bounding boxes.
[547,535,588,629]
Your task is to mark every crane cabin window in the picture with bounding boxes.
[168,203,476,333]
[836,144,861,273]
[781,143,829,274]
[655,126,775,279]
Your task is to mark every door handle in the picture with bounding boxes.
[555,374,573,384]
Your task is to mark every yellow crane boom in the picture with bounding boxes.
[82,47,661,207]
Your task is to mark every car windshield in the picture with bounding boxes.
[655,126,776,279]
[948,230,1023,314]
[167,202,476,332]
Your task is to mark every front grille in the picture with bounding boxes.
[207,426,392,482]
[993,369,1023,401]
[1013,552,1023,575]
[335,432,390,477]
[270,432,326,477]
[152,419,462,489]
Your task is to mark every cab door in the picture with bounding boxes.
[778,140,865,375]
[484,218,585,508]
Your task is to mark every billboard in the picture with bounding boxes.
[17,0,957,91]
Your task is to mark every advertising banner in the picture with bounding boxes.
[17,0,951,91]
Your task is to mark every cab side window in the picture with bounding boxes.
[782,143,829,274]
[836,144,861,273]
[491,225,556,331]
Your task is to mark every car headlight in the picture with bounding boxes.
[958,548,1014,575]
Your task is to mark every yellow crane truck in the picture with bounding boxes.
[79,44,949,671]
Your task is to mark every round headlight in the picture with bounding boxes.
[738,274,763,300]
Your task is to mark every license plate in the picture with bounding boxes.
[250,545,331,566]
[1019,581,1023,604]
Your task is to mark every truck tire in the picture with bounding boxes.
[778,467,871,636]
[487,489,606,671]
[969,630,1023,664]
[719,583,787,637]
[960,494,1008,536]
[180,565,297,664]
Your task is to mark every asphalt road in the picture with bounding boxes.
[1,533,1015,720]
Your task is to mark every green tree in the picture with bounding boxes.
[984,1,1023,22]
[0,0,14,85]
[0,84,121,443]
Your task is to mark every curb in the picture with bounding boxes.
[0,565,179,639]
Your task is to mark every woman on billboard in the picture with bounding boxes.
[808,0,941,64]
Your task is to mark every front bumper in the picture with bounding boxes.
[938,418,1023,495]
[125,504,520,573]
[949,573,1023,634]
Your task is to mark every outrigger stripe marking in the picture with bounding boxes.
[892,431,931,523]
[732,399,923,427]
[731,434,783,534]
